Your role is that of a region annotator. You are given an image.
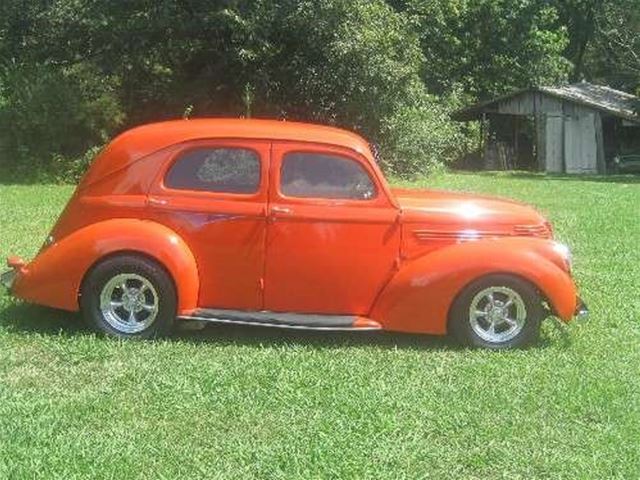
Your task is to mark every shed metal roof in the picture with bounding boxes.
[453,82,640,122]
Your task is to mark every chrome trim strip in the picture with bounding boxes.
[413,223,552,243]
[178,316,382,332]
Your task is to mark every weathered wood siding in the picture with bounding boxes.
[488,92,563,116]
[545,116,564,173]
[564,114,598,173]
[482,91,603,174]
[595,113,606,173]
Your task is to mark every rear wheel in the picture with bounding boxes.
[81,255,176,339]
[449,274,545,349]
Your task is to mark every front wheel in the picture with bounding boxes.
[449,274,545,349]
[80,255,176,339]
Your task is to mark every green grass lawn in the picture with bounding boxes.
[0,172,639,479]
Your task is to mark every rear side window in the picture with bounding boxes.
[281,152,376,200]
[165,147,260,194]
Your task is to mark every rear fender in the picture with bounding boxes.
[12,219,199,314]
[370,238,577,334]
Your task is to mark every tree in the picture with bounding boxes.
[552,0,640,93]
[390,0,571,100]
[553,0,603,81]
[1,0,470,179]
[591,0,640,92]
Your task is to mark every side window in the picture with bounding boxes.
[165,147,260,194]
[280,152,376,200]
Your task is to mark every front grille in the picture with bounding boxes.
[412,223,552,243]
[512,223,552,238]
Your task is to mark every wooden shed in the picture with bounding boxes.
[453,82,640,174]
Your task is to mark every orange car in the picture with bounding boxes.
[1,119,587,348]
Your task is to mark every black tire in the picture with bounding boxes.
[448,274,545,350]
[80,254,176,339]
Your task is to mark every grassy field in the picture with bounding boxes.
[0,172,639,479]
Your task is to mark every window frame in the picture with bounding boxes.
[158,140,266,200]
[277,149,379,202]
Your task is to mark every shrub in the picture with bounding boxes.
[0,63,123,181]
[379,84,476,177]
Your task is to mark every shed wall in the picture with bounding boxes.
[485,91,603,174]
[544,116,564,173]
[564,114,598,173]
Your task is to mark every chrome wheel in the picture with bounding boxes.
[99,273,159,334]
[469,286,527,343]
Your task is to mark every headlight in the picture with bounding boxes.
[552,242,573,271]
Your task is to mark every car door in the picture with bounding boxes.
[148,139,269,310]
[264,141,401,315]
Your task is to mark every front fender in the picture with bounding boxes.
[13,219,199,314]
[370,237,578,334]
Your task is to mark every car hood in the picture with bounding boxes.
[393,188,552,244]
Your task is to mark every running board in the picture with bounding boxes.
[179,309,382,331]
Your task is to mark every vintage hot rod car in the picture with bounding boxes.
[1,119,587,348]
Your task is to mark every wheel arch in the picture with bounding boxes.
[369,238,578,335]
[79,249,179,303]
[12,219,200,314]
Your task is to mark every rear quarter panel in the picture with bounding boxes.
[49,147,175,243]
[13,219,199,314]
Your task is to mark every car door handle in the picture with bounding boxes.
[148,197,168,207]
[271,206,293,215]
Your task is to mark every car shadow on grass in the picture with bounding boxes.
[0,302,457,351]
[0,302,87,337]
[173,323,462,352]
[176,322,571,351]
[0,301,570,351]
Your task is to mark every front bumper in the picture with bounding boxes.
[1,269,16,292]
[575,297,589,320]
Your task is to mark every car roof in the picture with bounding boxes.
[81,118,373,186]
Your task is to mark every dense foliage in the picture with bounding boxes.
[390,0,571,99]
[0,0,638,181]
